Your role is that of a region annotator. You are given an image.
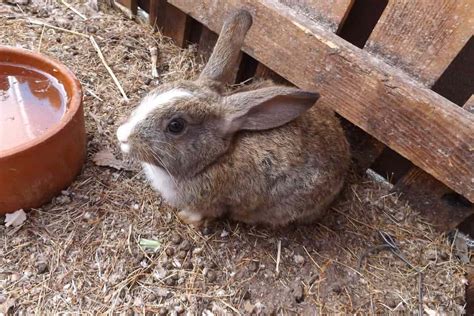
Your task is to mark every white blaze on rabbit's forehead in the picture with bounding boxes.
[116,89,192,146]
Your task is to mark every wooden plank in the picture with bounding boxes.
[151,1,190,47]
[393,97,474,231]
[278,0,354,32]
[149,0,167,30]
[168,0,474,201]
[164,4,189,47]
[120,0,138,16]
[365,0,474,87]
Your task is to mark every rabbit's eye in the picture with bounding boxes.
[167,118,186,134]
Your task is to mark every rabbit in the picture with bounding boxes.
[116,9,350,227]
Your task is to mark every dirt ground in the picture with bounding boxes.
[0,1,470,314]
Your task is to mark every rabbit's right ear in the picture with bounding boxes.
[199,9,252,84]
[221,87,320,134]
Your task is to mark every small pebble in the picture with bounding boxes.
[291,281,304,303]
[10,273,20,282]
[220,229,229,238]
[242,289,251,300]
[294,254,305,265]
[177,250,187,259]
[248,261,258,272]
[182,262,193,270]
[201,226,213,235]
[134,253,145,264]
[165,247,175,256]
[192,247,203,256]
[206,271,216,283]
[56,195,71,204]
[165,278,176,286]
[36,262,49,274]
[86,25,98,33]
[171,233,182,245]
[179,240,191,251]
[155,287,169,298]
[175,305,184,314]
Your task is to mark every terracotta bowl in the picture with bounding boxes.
[0,46,86,215]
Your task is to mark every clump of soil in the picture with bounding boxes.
[0,1,469,314]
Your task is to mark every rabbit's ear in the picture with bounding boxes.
[199,10,252,84]
[222,87,319,133]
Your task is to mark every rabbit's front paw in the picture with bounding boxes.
[178,209,204,228]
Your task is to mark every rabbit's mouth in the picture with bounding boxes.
[129,144,165,168]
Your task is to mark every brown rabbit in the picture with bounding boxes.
[116,10,350,227]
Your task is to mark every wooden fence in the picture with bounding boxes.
[113,0,473,311]
[115,0,473,230]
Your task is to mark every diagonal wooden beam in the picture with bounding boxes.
[169,0,474,201]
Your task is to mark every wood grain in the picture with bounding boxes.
[148,0,167,30]
[152,1,189,47]
[393,168,473,231]
[117,0,137,16]
[367,1,474,218]
[278,0,354,32]
[365,0,474,87]
[393,97,474,230]
[168,0,474,201]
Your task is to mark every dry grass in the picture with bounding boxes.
[0,1,470,314]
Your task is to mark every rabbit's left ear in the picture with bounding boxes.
[221,87,319,134]
[199,9,252,84]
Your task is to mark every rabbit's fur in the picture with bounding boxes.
[117,10,350,227]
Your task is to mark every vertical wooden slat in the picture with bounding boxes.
[148,0,167,30]
[116,0,138,18]
[365,1,474,87]
[150,1,190,48]
[163,4,190,47]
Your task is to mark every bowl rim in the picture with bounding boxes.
[0,46,83,158]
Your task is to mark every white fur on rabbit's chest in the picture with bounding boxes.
[142,163,178,203]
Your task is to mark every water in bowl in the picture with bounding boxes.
[0,62,67,151]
